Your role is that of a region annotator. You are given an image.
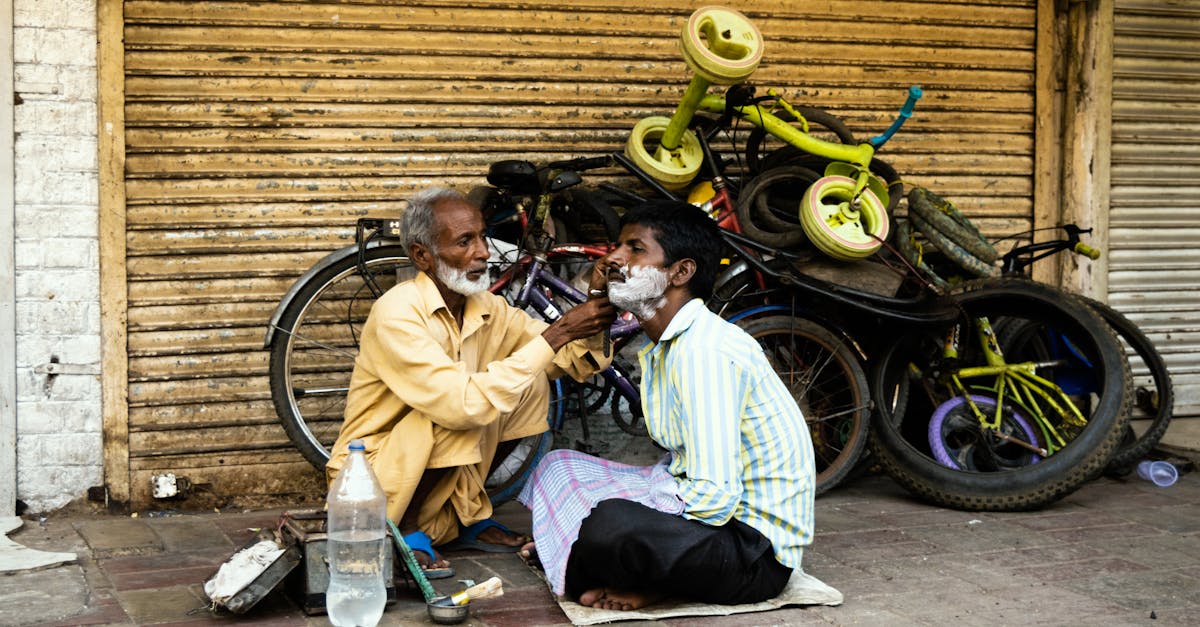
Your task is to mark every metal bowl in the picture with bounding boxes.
[427,598,469,625]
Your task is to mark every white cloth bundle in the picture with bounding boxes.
[203,539,286,604]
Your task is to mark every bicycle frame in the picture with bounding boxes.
[697,95,875,167]
[484,237,645,439]
[940,315,1088,457]
[649,85,919,209]
[490,245,641,342]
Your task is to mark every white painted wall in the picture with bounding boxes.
[11,0,101,513]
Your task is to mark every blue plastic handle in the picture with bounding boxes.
[869,85,923,148]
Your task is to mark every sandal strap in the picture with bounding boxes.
[401,530,436,559]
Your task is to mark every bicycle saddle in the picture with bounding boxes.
[487,160,540,195]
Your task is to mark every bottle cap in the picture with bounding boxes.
[349,439,365,451]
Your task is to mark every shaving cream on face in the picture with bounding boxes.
[607,264,669,320]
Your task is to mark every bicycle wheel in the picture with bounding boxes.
[268,245,414,468]
[267,245,552,505]
[999,296,1171,473]
[734,165,822,249]
[739,315,870,495]
[928,394,1041,471]
[869,278,1129,511]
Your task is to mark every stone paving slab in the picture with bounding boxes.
[73,518,161,557]
[1,471,1197,626]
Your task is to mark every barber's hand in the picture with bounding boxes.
[586,256,615,298]
[542,297,617,352]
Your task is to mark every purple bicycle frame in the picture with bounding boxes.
[514,257,643,429]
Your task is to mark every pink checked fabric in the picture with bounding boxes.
[517,449,685,595]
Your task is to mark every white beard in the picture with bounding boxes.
[608,264,669,320]
[435,261,491,296]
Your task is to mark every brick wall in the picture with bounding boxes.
[12,0,102,513]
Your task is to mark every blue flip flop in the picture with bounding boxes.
[440,519,529,553]
[400,530,455,580]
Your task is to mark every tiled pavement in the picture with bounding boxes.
[2,467,1198,626]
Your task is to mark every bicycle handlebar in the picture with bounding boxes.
[868,85,922,149]
[1074,242,1101,260]
[999,224,1101,275]
[546,155,613,172]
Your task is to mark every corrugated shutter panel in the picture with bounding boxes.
[120,0,1036,507]
[1109,0,1200,418]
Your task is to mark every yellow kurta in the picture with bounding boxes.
[326,271,610,543]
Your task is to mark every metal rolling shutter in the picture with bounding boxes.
[118,0,1037,508]
[1108,0,1200,418]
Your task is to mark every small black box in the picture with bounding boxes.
[280,509,398,616]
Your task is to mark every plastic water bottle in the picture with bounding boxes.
[326,439,388,626]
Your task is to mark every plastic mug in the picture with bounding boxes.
[1136,460,1178,487]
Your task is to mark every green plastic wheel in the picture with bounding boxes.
[679,6,763,85]
[799,175,890,260]
[625,116,704,190]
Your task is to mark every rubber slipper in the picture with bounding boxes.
[399,530,455,580]
[440,518,529,553]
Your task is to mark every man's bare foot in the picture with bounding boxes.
[475,525,531,548]
[578,587,661,611]
[413,548,451,572]
[518,541,542,569]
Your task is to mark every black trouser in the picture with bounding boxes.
[563,499,793,604]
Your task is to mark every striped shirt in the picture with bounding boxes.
[639,298,815,571]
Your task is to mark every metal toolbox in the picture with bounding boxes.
[280,509,398,615]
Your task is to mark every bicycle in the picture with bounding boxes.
[624,5,920,263]
[896,210,1173,474]
[866,274,1131,511]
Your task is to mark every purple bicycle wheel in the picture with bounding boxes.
[928,394,1041,471]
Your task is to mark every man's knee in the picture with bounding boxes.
[577,499,652,550]
[500,374,551,440]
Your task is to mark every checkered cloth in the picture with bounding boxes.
[517,449,684,595]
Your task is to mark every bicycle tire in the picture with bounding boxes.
[999,297,1172,473]
[908,210,999,279]
[869,278,1130,511]
[739,315,871,495]
[734,166,816,249]
[761,152,904,216]
[1088,299,1173,471]
[928,394,1041,471]
[267,244,552,505]
[745,106,857,176]
[907,187,1000,264]
[892,218,950,290]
